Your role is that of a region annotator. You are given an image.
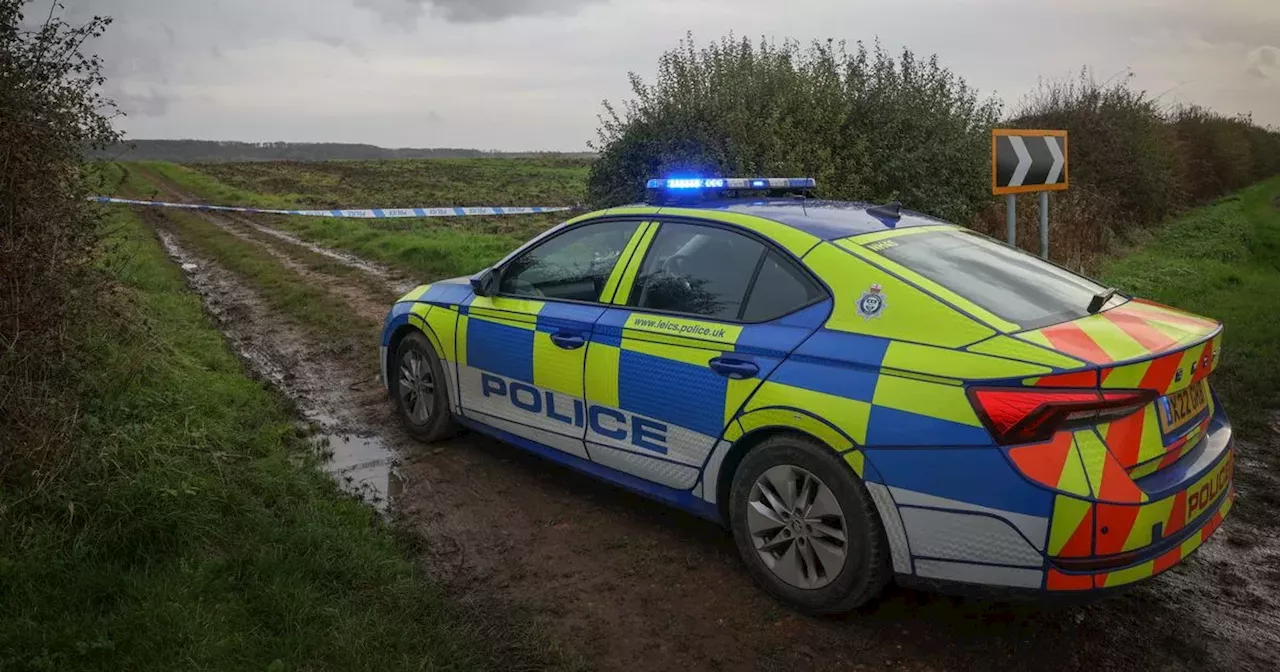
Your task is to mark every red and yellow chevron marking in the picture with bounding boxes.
[1093,487,1233,589]
[1076,429,1148,503]
[1017,300,1220,366]
[1093,448,1233,556]
[1045,461,1234,592]
[1007,429,1152,503]
[1100,334,1221,396]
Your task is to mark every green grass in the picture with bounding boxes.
[1101,177,1280,437]
[147,206,379,350]
[0,209,571,671]
[127,160,587,282]
[119,164,384,361]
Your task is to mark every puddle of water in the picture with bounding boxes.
[310,427,402,513]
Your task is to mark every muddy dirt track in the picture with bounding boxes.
[129,171,1280,672]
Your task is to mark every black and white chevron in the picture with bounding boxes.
[994,134,1066,191]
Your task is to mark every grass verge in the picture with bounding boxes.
[0,208,571,670]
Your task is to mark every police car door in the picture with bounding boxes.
[583,220,827,490]
[458,219,646,459]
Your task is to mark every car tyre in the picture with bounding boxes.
[390,331,459,442]
[728,434,891,614]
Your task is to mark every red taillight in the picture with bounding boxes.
[967,387,1156,445]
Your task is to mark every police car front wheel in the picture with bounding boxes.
[391,331,457,442]
[728,434,891,614]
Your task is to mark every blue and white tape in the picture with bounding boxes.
[93,196,575,218]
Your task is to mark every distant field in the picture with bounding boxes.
[121,159,590,282]
[190,157,590,210]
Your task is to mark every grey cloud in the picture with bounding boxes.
[112,88,175,117]
[354,0,604,24]
[1246,46,1280,79]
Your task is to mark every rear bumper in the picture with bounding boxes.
[888,479,1234,598]
[866,410,1235,597]
[1046,479,1234,592]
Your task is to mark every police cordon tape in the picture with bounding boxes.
[92,196,576,218]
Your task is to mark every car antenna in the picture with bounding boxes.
[866,200,902,221]
[789,192,808,215]
[1087,287,1119,314]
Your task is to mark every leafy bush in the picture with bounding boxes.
[1012,70,1184,228]
[588,35,1001,223]
[593,37,1279,269]
[0,0,121,483]
[1171,105,1256,203]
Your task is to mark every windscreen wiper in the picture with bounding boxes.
[1087,287,1119,314]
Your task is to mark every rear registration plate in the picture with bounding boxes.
[1158,382,1208,433]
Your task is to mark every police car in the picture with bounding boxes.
[380,177,1234,613]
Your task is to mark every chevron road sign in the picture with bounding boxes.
[991,129,1068,195]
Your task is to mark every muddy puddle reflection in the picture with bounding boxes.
[308,415,403,513]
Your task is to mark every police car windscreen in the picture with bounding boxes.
[873,229,1108,330]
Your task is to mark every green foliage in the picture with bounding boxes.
[1171,105,1280,204]
[0,210,574,671]
[1013,70,1185,227]
[587,35,1001,223]
[1,0,123,482]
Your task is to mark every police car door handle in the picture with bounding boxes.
[549,330,586,350]
[709,356,759,380]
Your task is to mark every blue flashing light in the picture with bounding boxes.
[647,177,816,192]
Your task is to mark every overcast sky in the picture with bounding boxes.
[48,0,1280,150]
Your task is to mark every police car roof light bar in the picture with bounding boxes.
[644,177,816,204]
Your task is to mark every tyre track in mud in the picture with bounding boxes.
[131,174,1280,672]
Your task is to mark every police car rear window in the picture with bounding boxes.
[870,229,1107,330]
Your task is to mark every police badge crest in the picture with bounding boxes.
[857,283,886,321]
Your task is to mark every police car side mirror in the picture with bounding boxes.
[471,267,499,297]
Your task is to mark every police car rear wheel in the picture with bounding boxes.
[729,435,891,614]
[392,331,457,442]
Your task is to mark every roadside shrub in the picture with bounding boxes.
[588,34,1001,223]
[989,71,1280,267]
[1171,105,1256,203]
[1012,70,1184,228]
[0,0,121,484]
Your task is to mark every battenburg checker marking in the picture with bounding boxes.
[991,129,1068,195]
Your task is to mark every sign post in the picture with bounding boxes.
[991,129,1068,259]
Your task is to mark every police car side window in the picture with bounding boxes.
[499,220,640,302]
[628,222,765,320]
[740,251,824,322]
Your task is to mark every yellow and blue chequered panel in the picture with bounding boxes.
[801,242,996,347]
[583,303,831,474]
[382,280,474,410]
[832,237,1020,334]
[737,329,994,450]
[455,295,611,443]
[461,297,607,392]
